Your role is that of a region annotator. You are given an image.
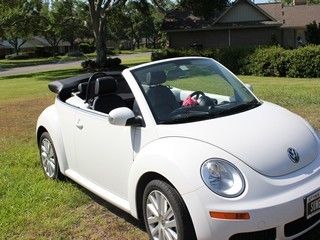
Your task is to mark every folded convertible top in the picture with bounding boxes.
[48,71,123,99]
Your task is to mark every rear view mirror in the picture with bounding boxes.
[244,84,253,92]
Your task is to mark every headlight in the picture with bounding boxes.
[201,159,245,198]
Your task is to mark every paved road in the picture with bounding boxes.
[0,52,151,77]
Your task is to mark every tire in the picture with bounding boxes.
[39,132,63,180]
[142,180,196,240]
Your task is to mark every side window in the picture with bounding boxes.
[115,77,135,110]
[87,75,138,115]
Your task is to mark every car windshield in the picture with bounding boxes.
[131,58,260,124]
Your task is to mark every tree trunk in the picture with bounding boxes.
[137,38,140,49]
[153,36,157,49]
[14,39,19,55]
[95,28,107,65]
[89,2,107,65]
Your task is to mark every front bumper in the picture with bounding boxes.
[182,154,320,240]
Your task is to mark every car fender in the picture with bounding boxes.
[36,104,68,174]
[128,136,237,218]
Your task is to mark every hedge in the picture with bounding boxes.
[152,45,320,78]
[152,47,254,74]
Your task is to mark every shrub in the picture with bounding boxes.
[242,46,288,77]
[215,47,254,74]
[152,45,320,78]
[81,57,126,72]
[152,47,254,74]
[5,53,32,60]
[79,43,95,54]
[286,45,320,78]
[66,50,86,57]
[305,21,320,45]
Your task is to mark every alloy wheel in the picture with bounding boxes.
[146,190,178,240]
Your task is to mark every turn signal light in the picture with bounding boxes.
[210,211,250,220]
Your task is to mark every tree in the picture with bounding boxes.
[61,0,86,50]
[40,0,84,56]
[306,21,320,45]
[105,1,166,50]
[40,1,65,56]
[87,0,126,64]
[178,0,229,18]
[87,0,175,64]
[0,0,42,54]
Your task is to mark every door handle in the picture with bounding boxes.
[76,119,83,130]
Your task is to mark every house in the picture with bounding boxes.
[0,36,72,59]
[162,0,320,48]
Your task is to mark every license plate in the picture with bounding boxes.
[305,189,320,219]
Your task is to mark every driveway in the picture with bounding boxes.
[0,52,151,77]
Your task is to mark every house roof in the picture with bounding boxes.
[255,3,284,23]
[0,41,12,49]
[259,3,320,28]
[163,0,320,32]
[162,10,219,31]
[0,37,71,49]
[162,0,280,32]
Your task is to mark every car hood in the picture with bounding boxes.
[157,102,320,177]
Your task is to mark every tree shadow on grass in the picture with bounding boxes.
[66,177,146,232]
[0,69,85,81]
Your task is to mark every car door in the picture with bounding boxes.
[73,108,135,200]
[55,99,77,169]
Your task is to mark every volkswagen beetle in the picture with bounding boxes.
[36,57,320,240]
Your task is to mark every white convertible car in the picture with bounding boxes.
[36,57,320,240]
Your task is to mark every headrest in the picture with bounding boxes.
[94,77,117,95]
[145,71,166,86]
[78,82,88,93]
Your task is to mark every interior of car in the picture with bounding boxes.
[66,73,138,115]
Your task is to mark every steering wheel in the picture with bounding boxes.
[188,91,218,107]
[189,91,206,101]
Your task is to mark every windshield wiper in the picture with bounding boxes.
[160,100,261,124]
[211,100,261,117]
[160,110,211,124]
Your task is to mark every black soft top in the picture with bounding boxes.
[48,71,123,100]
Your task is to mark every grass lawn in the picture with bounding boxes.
[0,56,89,69]
[0,68,319,239]
[0,52,151,69]
[0,58,61,69]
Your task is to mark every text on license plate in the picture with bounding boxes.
[306,189,320,219]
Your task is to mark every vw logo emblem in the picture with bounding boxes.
[287,148,300,163]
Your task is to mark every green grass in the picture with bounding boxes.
[116,48,156,55]
[239,75,320,130]
[0,67,319,239]
[0,52,151,69]
[123,55,151,67]
[0,57,60,69]
[0,68,148,239]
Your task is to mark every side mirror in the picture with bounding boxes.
[109,107,144,127]
[244,84,253,92]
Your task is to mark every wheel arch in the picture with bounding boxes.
[135,171,197,239]
[135,171,172,221]
[36,105,68,174]
[37,126,48,146]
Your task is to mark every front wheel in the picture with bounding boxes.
[142,180,196,240]
[39,132,63,180]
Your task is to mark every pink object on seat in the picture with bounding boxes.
[182,96,198,107]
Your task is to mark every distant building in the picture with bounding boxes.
[0,36,71,58]
[162,0,320,48]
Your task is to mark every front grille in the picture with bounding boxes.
[229,228,276,240]
[284,213,320,237]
